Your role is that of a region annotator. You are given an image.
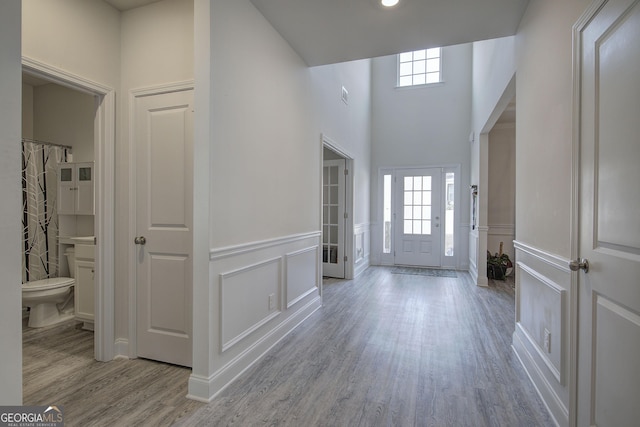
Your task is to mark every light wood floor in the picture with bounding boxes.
[24,267,552,426]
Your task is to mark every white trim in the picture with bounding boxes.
[219,257,283,352]
[22,56,116,363]
[127,81,196,360]
[516,262,565,384]
[210,231,321,261]
[488,224,515,236]
[377,164,462,270]
[187,296,321,402]
[514,240,571,273]
[513,335,565,427]
[568,4,606,425]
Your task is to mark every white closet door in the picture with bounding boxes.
[134,88,193,367]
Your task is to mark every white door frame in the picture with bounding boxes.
[321,134,354,280]
[378,164,461,269]
[127,80,195,360]
[22,57,116,362]
[474,76,516,286]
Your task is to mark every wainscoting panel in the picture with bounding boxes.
[190,232,322,402]
[516,262,565,382]
[469,230,478,283]
[220,257,282,352]
[513,241,572,427]
[286,246,319,309]
[354,223,370,278]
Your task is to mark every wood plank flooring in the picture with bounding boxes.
[24,267,552,426]
[22,320,203,426]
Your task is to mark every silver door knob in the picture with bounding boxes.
[134,236,146,245]
[569,258,589,273]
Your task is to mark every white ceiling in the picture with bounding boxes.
[250,0,530,66]
[101,0,529,66]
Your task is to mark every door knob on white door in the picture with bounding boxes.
[134,236,146,245]
[569,258,589,273]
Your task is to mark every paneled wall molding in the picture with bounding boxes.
[187,297,321,403]
[191,231,323,402]
[513,330,569,425]
[516,262,565,384]
[210,231,321,261]
[286,246,319,309]
[514,240,571,273]
[220,257,283,352]
[514,240,572,427]
[353,223,371,277]
[488,223,515,236]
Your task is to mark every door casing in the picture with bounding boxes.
[22,56,117,362]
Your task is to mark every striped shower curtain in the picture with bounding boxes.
[22,140,69,283]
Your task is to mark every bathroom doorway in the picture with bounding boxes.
[21,58,117,363]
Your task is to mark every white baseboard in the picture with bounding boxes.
[187,296,321,402]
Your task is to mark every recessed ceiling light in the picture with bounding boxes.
[381,0,399,7]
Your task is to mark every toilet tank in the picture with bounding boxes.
[65,247,76,278]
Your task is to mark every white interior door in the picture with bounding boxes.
[577,1,640,424]
[394,168,442,267]
[135,88,193,367]
[322,159,345,278]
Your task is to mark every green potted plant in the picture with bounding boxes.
[487,242,513,280]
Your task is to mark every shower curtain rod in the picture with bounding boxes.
[22,137,72,150]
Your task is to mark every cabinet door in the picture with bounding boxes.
[58,165,76,215]
[75,163,94,215]
[74,260,95,322]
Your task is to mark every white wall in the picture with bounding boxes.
[487,124,515,260]
[209,0,316,246]
[310,59,372,273]
[311,59,372,227]
[0,0,23,405]
[511,2,590,425]
[468,0,592,425]
[32,84,95,162]
[370,43,472,268]
[22,0,120,90]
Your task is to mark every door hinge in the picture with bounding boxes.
[344,169,349,175]
[344,255,348,262]
[344,212,348,219]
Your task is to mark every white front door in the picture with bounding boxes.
[322,159,345,278]
[394,168,442,267]
[134,88,193,367]
[576,1,640,424]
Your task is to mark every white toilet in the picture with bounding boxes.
[22,247,76,328]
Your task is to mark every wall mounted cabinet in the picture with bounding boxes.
[58,162,94,215]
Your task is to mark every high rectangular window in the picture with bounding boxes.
[398,48,441,87]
